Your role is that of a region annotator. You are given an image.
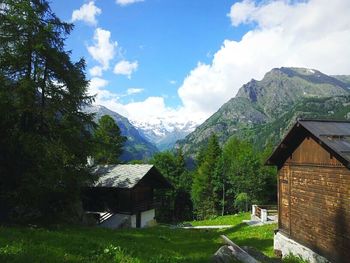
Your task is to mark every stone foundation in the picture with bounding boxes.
[99,209,156,229]
[274,231,330,263]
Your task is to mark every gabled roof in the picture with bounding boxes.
[266,119,350,168]
[93,164,172,189]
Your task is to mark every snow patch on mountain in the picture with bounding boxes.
[131,118,198,151]
[85,104,200,151]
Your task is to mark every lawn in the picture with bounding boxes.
[0,213,278,263]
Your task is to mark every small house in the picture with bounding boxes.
[266,119,350,263]
[83,164,172,228]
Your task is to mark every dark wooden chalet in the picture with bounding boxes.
[83,164,172,228]
[266,119,350,262]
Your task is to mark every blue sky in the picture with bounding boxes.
[50,0,350,125]
[51,0,248,107]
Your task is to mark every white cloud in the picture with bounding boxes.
[113,60,138,79]
[169,80,177,85]
[88,77,117,100]
[72,1,101,26]
[87,78,200,126]
[116,0,144,6]
[107,96,198,126]
[228,0,257,27]
[88,0,350,127]
[87,28,117,70]
[126,88,144,95]
[177,0,350,120]
[89,66,103,77]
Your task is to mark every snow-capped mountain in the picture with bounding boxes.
[83,105,158,161]
[131,119,198,151]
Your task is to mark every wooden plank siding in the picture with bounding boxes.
[278,137,350,262]
[285,137,343,167]
[278,166,290,234]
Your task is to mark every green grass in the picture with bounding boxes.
[190,213,277,257]
[0,213,280,262]
[190,213,249,226]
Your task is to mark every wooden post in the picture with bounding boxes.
[252,205,257,217]
[261,209,268,223]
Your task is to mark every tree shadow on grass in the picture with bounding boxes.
[220,222,248,235]
[0,224,276,263]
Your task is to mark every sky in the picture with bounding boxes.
[51,0,350,125]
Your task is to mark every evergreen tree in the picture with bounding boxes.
[191,136,277,217]
[174,147,193,220]
[221,137,277,213]
[0,0,95,223]
[212,154,226,215]
[151,149,193,222]
[93,115,126,164]
[191,134,221,219]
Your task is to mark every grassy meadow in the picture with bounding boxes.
[0,213,305,263]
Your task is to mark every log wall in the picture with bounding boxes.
[278,137,350,262]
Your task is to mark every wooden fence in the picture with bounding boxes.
[253,205,277,222]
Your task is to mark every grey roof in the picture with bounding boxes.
[299,120,350,163]
[94,164,154,188]
[267,119,350,167]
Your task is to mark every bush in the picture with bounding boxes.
[234,193,250,212]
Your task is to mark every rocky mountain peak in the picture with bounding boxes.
[176,67,350,157]
[235,67,349,118]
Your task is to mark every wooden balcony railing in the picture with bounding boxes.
[252,205,278,223]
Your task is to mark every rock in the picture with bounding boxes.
[211,245,238,263]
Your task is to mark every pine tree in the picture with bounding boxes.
[93,115,126,164]
[221,137,277,213]
[150,149,193,222]
[191,134,221,219]
[0,0,95,223]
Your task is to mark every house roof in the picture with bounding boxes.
[266,119,350,168]
[93,164,172,189]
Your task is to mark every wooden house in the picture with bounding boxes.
[83,164,172,228]
[266,119,350,263]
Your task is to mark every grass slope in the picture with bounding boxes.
[191,214,276,258]
[0,213,304,263]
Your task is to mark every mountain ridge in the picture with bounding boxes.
[131,119,197,151]
[176,67,350,156]
[83,105,158,162]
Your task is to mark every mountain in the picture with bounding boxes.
[131,119,197,151]
[83,105,158,162]
[332,75,350,86]
[176,67,350,156]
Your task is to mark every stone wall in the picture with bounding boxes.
[274,231,330,263]
[141,209,155,228]
[100,213,131,229]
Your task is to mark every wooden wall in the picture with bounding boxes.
[82,188,132,213]
[133,185,153,203]
[278,137,350,262]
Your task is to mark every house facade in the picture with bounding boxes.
[266,119,350,263]
[83,164,172,228]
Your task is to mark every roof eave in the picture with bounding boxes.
[265,121,305,167]
[265,119,350,169]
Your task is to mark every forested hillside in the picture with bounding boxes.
[84,105,158,162]
[177,67,350,156]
